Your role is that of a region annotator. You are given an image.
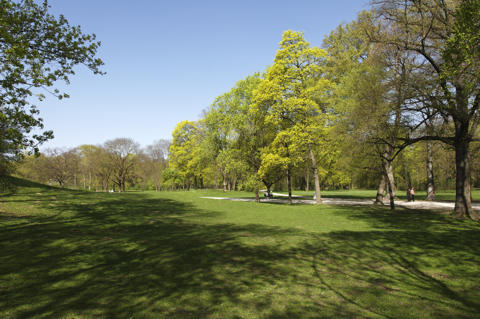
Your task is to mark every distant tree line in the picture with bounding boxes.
[16,138,170,193]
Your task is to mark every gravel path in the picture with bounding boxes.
[201,193,480,211]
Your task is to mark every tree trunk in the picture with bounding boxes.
[452,138,478,220]
[382,152,395,210]
[383,145,396,199]
[305,168,310,191]
[308,142,322,204]
[374,173,386,205]
[386,172,395,210]
[214,167,218,189]
[89,171,91,190]
[287,168,292,204]
[425,140,435,201]
[255,189,260,202]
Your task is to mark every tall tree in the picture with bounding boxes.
[204,73,273,200]
[104,138,141,193]
[145,139,170,191]
[254,30,333,205]
[169,121,205,190]
[324,14,419,210]
[368,0,480,219]
[41,147,79,187]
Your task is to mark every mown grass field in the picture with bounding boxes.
[1,176,479,318]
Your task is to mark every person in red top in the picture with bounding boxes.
[411,188,415,202]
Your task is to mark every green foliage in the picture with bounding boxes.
[253,31,336,201]
[168,120,206,188]
[203,72,271,193]
[441,0,480,91]
[161,167,182,189]
[0,0,103,157]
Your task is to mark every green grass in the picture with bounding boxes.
[1,176,480,318]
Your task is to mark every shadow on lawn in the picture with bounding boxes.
[1,183,480,318]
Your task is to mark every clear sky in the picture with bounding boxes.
[31,0,370,150]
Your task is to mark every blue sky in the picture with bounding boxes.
[32,0,370,150]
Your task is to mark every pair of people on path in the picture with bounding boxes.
[407,188,415,202]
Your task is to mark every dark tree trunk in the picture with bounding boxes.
[425,140,435,201]
[453,138,478,220]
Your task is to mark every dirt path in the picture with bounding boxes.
[202,195,480,211]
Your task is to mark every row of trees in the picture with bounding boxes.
[17,138,170,192]
[166,0,480,220]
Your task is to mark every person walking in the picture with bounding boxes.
[411,188,415,202]
[407,188,411,202]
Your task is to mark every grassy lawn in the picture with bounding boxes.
[1,176,480,318]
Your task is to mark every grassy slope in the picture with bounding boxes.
[1,176,479,318]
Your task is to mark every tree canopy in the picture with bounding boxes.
[0,0,104,158]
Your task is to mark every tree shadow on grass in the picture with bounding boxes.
[304,227,480,318]
[1,184,480,318]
